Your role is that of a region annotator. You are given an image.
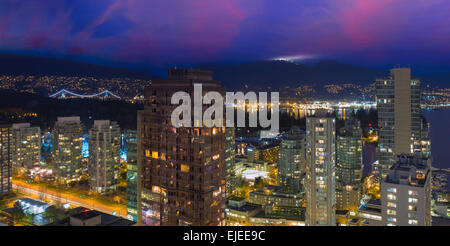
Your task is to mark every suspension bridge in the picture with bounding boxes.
[49,89,121,100]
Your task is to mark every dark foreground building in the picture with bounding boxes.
[47,208,135,226]
[0,125,12,197]
[138,69,226,226]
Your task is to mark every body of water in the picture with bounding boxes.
[361,109,449,175]
[423,109,450,169]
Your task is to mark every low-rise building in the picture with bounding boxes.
[381,153,432,226]
[357,199,383,226]
[225,197,261,226]
[46,208,136,226]
[249,185,304,209]
[248,211,305,226]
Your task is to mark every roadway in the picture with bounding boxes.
[12,182,127,219]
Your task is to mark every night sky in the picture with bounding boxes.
[1,0,449,72]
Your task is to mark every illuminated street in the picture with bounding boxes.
[12,180,126,218]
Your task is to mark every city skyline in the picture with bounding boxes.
[0,0,449,233]
[0,66,448,228]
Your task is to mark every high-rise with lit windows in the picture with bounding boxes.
[225,127,236,197]
[11,123,41,174]
[336,118,362,211]
[305,111,336,226]
[381,153,431,226]
[125,130,140,223]
[138,69,226,226]
[376,68,429,178]
[0,125,12,197]
[88,120,121,194]
[278,126,305,194]
[52,117,83,184]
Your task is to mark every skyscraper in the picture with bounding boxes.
[376,68,427,178]
[278,126,305,194]
[225,127,236,197]
[336,118,362,211]
[305,111,336,226]
[88,120,121,194]
[138,69,226,226]
[52,117,83,184]
[381,153,431,226]
[11,123,41,174]
[0,125,12,197]
[125,130,140,223]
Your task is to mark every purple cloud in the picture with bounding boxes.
[0,0,448,67]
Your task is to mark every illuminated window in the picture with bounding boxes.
[408,220,418,225]
[387,209,396,215]
[387,187,397,193]
[152,151,159,159]
[145,149,151,157]
[387,194,396,200]
[408,198,418,204]
[152,186,161,193]
[181,164,189,172]
[387,202,397,208]
[387,217,396,222]
[408,213,417,219]
[408,190,418,196]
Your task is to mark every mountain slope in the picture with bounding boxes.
[196,60,388,90]
[0,54,156,79]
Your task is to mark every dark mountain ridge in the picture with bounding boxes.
[0,53,155,79]
[196,60,389,90]
[0,54,447,91]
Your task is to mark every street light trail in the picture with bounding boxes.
[12,184,127,219]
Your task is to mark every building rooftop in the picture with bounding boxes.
[308,109,333,118]
[431,216,450,226]
[19,198,48,207]
[384,153,430,187]
[227,203,261,213]
[251,185,305,199]
[12,123,31,129]
[358,199,381,214]
[57,116,81,123]
[285,126,305,140]
[168,68,213,81]
[367,199,381,206]
[70,210,99,220]
[251,210,305,221]
[93,120,111,127]
[336,210,350,216]
[358,206,381,214]
[228,196,245,202]
[46,208,135,226]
